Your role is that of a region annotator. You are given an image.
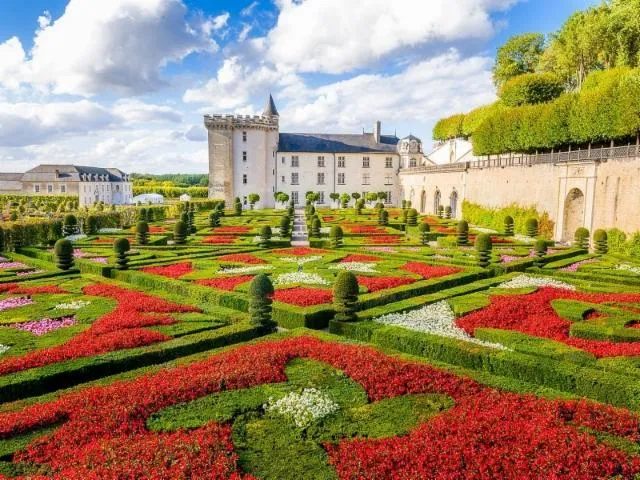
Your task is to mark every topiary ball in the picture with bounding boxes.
[574,227,590,250]
[525,218,538,237]
[333,271,359,322]
[593,229,608,254]
[113,237,131,254]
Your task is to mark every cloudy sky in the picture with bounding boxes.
[0,0,597,174]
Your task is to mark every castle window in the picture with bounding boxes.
[242,131,247,142]
[385,191,392,204]
[317,156,325,167]
[385,157,393,168]
[362,157,370,168]
[47,184,53,193]
[281,175,285,183]
[60,184,67,193]
[291,156,299,167]
[362,173,370,185]
[243,174,248,184]
[242,151,247,162]
[291,173,299,185]
[317,173,325,185]
[34,185,40,193]
[384,174,393,185]
[318,191,325,204]
[291,191,299,204]
[338,156,346,168]
[338,173,345,185]
[409,158,417,167]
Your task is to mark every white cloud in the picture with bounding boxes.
[238,24,253,42]
[37,11,52,30]
[203,12,230,36]
[0,0,217,96]
[241,1,260,17]
[112,100,182,124]
[267,0,517,73]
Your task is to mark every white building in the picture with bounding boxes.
[205,95,429,209]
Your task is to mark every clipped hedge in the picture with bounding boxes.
[462,200,554,238]
[433,113,466,141]
[499,73,564,107]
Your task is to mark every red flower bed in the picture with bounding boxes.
[457,287,640,358]
[323,216,335,222]
[436,226,456,234]
[142,262,193,278]
[422,216,440,225]
[341,254,381,263]
[0,337,638,479]
[0,284,66,295]
[217,253,266,264]
[369,235,402,244]
[272,287,333,306]
[272,247,329,256]
[197,275,254,291]
[203,235,237,244]
[356,276,415,293]
[213,226,251,234]
[468,234,513,244]
[348,226,387,234]
[0,284,199,376]
[402,262,462,279]
[92,238,113,244]
[148,226,167,234]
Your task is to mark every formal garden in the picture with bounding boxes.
[0,197,640,479]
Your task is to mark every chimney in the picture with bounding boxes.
[373,121,381,143]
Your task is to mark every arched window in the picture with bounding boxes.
[450,189,458,218]
[409,158,417,168]
[433,189,441,214]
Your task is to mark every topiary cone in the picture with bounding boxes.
[259,226,272,248]
[54,239,74,270]
[456,220,469,246]
[504,216,514,236]
[475,233,493,268]
[113,238,130,270]
[136,221,149,245]
[418,222,430,245]
[534,239,548,267]
[174,221,188,245]
[330,225,343,248]
[333,271,358,322]
[525,218,538,237]
[593,229,608,255]
[248,274,276,332]
[574,227,590,250]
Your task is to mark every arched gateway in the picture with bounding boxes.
[562,188,585,242]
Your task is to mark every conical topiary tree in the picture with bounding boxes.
[526,218,538,237]
[378,209,389,226]
[418,222,430,245]
[136,221,149,245]
[402,208,409,225]
[355,199,364,215]
[54,239,74,271]
[234,200,242,216]
[333,271,358,322]
[475,233,493,268]
[534,239,548,267]
[174,221,188,245]
[593,229,608,255]
[287,206,295,217]
[456,220,469,246]
[63,214,78,236]
[445,206,452,219]
[259,225,272,248]
[574,227,590,250]
[248,274,276,332]
[86,215,98,235]
[311,218,321,237]
[437,205,444,218]
[209,210,220,228]
[146,208,155,223]
[139,208,147,222]
[504,215,514,236]
[113,238,130,270]
[406,208,418,226]
[180,212,190,229]
[280,215,290,237]
[330,225,343,248]
[217,202,225,217]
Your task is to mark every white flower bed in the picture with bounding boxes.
[374,301,508,350]
[0,344,9,355]
[274,272,330,286]
[320,227,331,234]
[55,300,91,310]
[98,228,122,234]
[617,263,640,275]
[512,234,534,243]
[65,234,88,242]
[264,388,339,428]
[471,226,498,234]
[252,236,283,243]
[330,262,378,273]
[218,265,273,275]
[281,256,323,265]
[498,274,575,290]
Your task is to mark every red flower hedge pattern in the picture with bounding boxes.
[348,226,388,234]
[368,235,403,244]
[196,275,254,291]
[213,226,251,234]
[217,253,266,264]
[0,284,199,376]
[402,262,462,279]
[0,284,66,295]
[457,287,640,358]
[356,276,415,293]
[272,287,333,306]
[0,337,638,479]
[142,262,193,278]
[340,254,381,263]
[272,247,329,256]
[203,236,237,244]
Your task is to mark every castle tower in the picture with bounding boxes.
[205,95,280,208]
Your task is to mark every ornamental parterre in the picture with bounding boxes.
[0,336,639,479]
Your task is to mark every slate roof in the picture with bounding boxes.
[21,165,128,182]
[278,133,399,154]
[263,94,279,117]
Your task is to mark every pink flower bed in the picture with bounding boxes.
[14,316,77,336]
[0,262,28,270]
[0,296,34,312]
[561,258,598,272]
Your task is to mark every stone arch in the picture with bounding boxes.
[562,188,585,242]
[420,190,427,213]
[433,189,441,214]
[450,189,458,218]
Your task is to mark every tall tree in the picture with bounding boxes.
[493,33,545,87]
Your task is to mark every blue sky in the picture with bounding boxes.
[0,0,599,173]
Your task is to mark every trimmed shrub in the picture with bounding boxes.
[86,215,99,235]
[456,220,469,246]
[234,201,242,216]
[375,202,384,210]
[54,239,74,271]
[499,72,564,107]
[378,209,389,226]
[188,206,196,234]
[259,225,272,248]
[311,218,321,237]
[437,205,444,218]
[526,217,538,237]
[10,224,23,250]
[113,238,130,270]
[402,209,409,224]
[333,271,358,322]
[574,227,590,250]
[593,229,608,255]
[406,208,418,226]
[139,208,147,222]
[146,208,155,223]
[534,239,548,267]
[445,206,452,219]
[279,215,291,237]
[136,221,150,245]
[433,113,465,140]
[329,225,343,248]
[355,199,364,215]
[209,210,220,228]
[504,215,515,236]
[475,233,493,268]
[62,214,78,236]
[418,222,430,245]
[174,221,188,245]
[308,205,316,216]
[287,206,295,217]
[248,274,276,332]
[180,212,189,226]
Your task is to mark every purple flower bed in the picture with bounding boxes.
[90,257,109,264]
[14,316,77,336]
[73,249,88,258]
[500,255,523,264]
[0,262,28,270]
[0,296,34,312]
[560,258,598,272]
[16,269,45,277]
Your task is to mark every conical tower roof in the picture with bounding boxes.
[263,94,279,117]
